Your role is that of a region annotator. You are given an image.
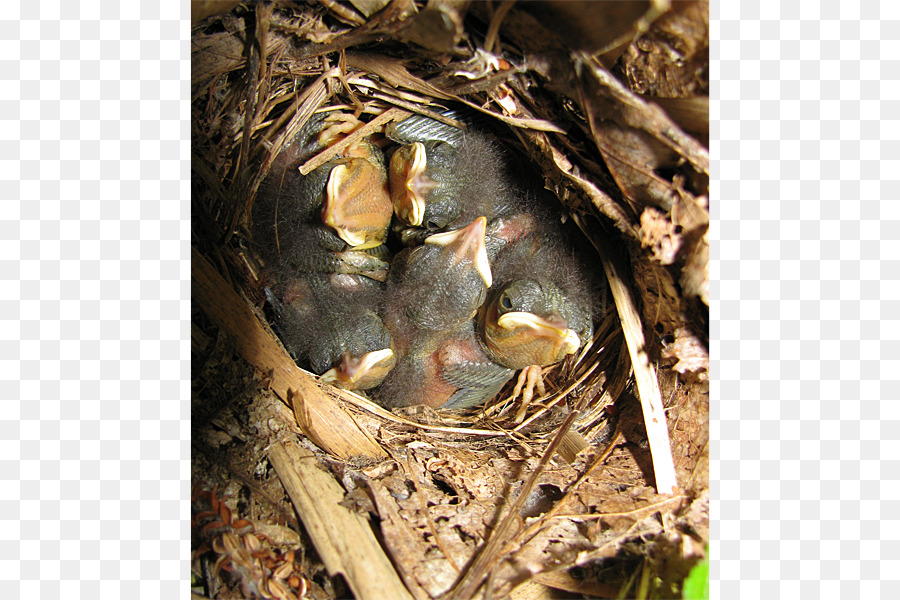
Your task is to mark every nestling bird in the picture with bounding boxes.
[477,211,599,416]
[252,111,393,280]
[381,216,493,340]
[386,112,518,242]
[374,217,508,408]
[265,273,396,391]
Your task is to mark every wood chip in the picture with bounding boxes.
[191,246,387,460]
[269,440,413,600]
[572,213,678,495]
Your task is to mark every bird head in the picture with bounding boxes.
[394,216,493,332]
[320,347,396,390]
[320,139,393,250]
[479,279,585,369]
[388,140,462,230]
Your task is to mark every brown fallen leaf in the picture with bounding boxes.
[661,326,709,380]
[640,206,681,265]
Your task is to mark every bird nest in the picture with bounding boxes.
[191,1,709,599]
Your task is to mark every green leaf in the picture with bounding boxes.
[682,555,709,600]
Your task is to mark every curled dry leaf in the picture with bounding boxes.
[661,326,709,380]
[398,2,467,53]
[640,206,681,265]
[616,0,710,98]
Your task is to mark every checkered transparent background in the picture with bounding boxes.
[1,0,186,597]
[715,1,896,599]
[0,0,893,597]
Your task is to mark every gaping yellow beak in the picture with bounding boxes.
[495,312,581,358]
[389,142,430,227]
[320,348,396,390]
[424,216,492,288]
[321,160,392,249]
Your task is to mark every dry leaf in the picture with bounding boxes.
[661,326,709,380]
[640,206,681,265]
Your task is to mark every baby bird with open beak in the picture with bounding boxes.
[477,215,598,417]
[374,217,515,409]
[265,273,396,391]
[386,112,518,243]
[253,111,394,280]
